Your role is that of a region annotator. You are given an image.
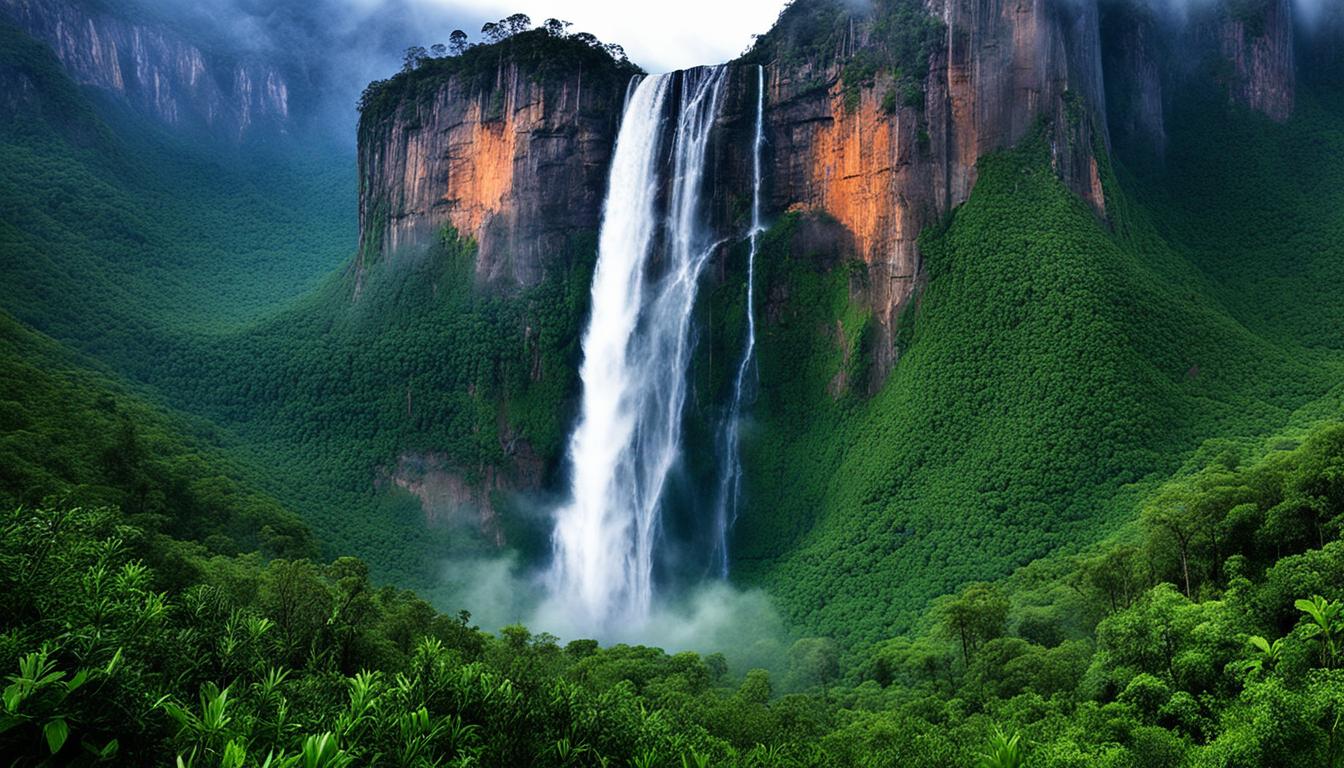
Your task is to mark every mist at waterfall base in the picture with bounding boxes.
[435,551,789,674]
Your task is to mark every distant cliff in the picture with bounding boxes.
[354,31,638,289]
[0,0,291,139]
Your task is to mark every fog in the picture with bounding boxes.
[1119,0,1328,22]
[147,0,1334,141]
[152,0,786,139]
[432,554,791,675]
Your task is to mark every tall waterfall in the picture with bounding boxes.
[550,67,727,631]
[713,66,766,578]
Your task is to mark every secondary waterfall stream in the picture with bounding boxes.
[713,65,765,578]
[550,67,727,631]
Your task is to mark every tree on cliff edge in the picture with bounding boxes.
[448,30,468,55]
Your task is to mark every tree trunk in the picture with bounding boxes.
[1180,544,1191,597]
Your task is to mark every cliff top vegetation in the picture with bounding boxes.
[739,0,944,112]
[356,15,641,130]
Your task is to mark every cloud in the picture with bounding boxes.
[1291,0,1329,26]
[1112,0,1331,26]
[147,0,789,139]
[418,0,788,72]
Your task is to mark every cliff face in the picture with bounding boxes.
[1101,4,1168,158]
[355,43,633,288]
[1099,0,1298,162]
[1215,0,1296,122]
[353,0,1307,354]
[0,0,290,138]
[709,0,1302,374]
[715,0,1107,372]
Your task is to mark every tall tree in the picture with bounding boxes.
[940,583,1009,665]
[448,30,469,55]
[503,14,532,35]
[400,46,427,73]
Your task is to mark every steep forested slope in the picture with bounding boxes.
[727,84,1344,645]
[0,17,354,352]
[147,228,595,587]
[0,309,314,566]
[4,413,1343,766]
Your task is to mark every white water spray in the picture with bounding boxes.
[550,67,727,632]
[713,65,766,578]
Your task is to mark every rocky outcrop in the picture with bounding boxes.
[383,449,543,547]
[355,38,634,288]
[707,0,1304,376]
[0,0,290,138]
[713,0,1108,373]
[1101,3,1168,158]
[1214,0,1295,122]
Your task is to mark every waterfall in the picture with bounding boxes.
[713,66,766,578]
[550,67,727,631]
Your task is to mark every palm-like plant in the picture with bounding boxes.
[743,742,795,768]
[164,681,236,763]
[335,670,383,743]
[0,644,118,760]
[395,706,447,767]
[296,732,356,768]
[976,728,1026,768]
[1244,634,1284,675]
[1296,595,1342,668]
[550,735,591,766]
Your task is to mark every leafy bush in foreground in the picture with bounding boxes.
[3,416,1343,765]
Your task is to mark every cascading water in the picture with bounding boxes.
[713,65,766,578]
[550,67,727,632]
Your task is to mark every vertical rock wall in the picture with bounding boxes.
[0,0,291,138]
[355,60,628,288]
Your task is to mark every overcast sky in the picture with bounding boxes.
[398,0,790,72]
[176,0,1335,140]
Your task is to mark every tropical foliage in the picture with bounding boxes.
[3,413,1344,765]
[4,4,1344,766]
[727,81,1344,647]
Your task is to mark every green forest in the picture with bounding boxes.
[729,84,1344,645]
[4,413,1343,764]
[3,0,1344,765]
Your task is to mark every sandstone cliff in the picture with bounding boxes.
[1100,2,1169,158]
[1215,0,1296,122]
[355,32,636,288]
[712,0,1108,373]
[0,0,291,139]
[707,0,1301,374]
[352,0,1307,370]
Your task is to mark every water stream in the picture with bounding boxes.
[550,67,728,631]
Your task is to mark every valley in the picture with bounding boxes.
[2,0,1343,765]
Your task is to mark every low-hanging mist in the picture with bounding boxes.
[435,552,792,675]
